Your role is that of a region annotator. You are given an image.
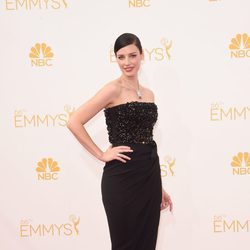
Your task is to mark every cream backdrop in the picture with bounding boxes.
[0,0,250,250]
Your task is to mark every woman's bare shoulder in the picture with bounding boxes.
[102,78,122,95]
[140,84,155,101]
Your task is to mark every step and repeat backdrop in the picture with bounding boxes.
[1,0,249,249]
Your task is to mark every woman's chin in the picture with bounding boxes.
[122,71,138,77]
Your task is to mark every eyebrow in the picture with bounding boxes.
[117,52,138,56]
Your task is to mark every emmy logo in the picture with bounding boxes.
[69,215,80,235]
[64,105,76,119]
[20,215,80,237]
[160,155,176,177]
[161,38,172,60]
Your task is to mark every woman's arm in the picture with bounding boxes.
[67,82,120,161]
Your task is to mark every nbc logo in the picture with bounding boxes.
[160,155,176,177]
[229,33,250,58]
[231,152,250,175]
[29,43,54,67]
[36,158,60,180]
[128,0,150,7]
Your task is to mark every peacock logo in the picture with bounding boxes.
[231,152,250,175]
[36,158,60,180]
[229,33,250,58]
[29,43,54,66]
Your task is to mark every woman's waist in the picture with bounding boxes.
[110,140,158,160]
[111,139,156,148]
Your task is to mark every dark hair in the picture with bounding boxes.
[114,33,143,55]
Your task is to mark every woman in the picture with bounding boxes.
[67,33,173,249]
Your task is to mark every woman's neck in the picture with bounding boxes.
[120,75,139,88]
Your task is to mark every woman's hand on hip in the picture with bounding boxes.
[100,145,133,163]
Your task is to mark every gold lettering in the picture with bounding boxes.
[109,49,116,63]
[29,0,41,9]
[38,173,45,180]
[233,168,250,175]
[233,168,240,175]
[234,107,247,120]
[64,223,73,236]
[236,220,249,232]
[144,48,154,61]
[154,48,164,61]
[31,59,38,67]
[16,0,28,9]
[48,115,57,126]
[45,173,52,180]
[38,59,45,66]
[213,220,222,233]
[51,173,58,180]
[42,224,54,235]
[221,108,232,120]
[238,50,245,58]
[51,0,61,9]
[62,0,67,8]
[5,0,15,10]
[20,224,29,237]
[129,0,150,7]
[58,114,68,126]
[44,0,50,8]
[24,115,36,127]
[14,114,23,127]
[45,59,53,66]
[223,220,235,232]
[210,106,219,121]
[160,164,168,177]
[231,50,238,58]
[30,224,41,236]
[37,115,49,126]
[54,224,63,236]
[144,0,150,7]
[129,0,136,7]
[5,0,68,10]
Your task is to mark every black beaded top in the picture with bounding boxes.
[104,101,158,146]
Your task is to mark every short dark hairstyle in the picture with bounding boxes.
[114,33,143,55]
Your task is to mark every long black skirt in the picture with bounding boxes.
[101,141,162,250]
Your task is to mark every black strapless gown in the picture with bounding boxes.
[101,101,162,250]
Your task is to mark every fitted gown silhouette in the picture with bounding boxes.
[101,101,162,250]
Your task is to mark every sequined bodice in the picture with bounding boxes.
[104,101,158,146]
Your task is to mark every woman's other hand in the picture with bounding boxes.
[161,188,173,212]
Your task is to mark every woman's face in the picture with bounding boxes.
[115,44,144,77]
